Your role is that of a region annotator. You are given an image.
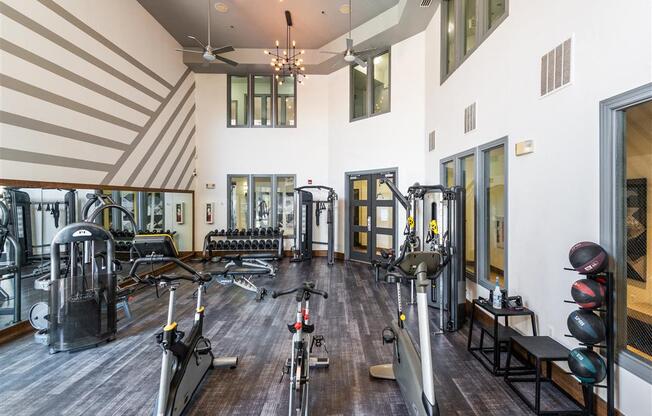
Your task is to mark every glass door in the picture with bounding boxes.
[349,175,371,262]
[348,171,396,263]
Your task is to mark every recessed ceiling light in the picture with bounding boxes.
[339,4,350,14]
[215,2,228,13]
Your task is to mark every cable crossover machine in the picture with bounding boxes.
[291,186,338,265]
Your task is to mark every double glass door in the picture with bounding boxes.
[349,171,396,262]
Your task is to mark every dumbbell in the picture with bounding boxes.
[216,240,225,250]
[266,227,274,236]
[217,229,225,236]
[273,227,280,236]
[229,240,238,250]
[239,229,246,236]
[246,228,252,236]
[243,240,252,250]
[272,240,279,249]
[236,241,245,250]
[225,229,233,236]
[232,229,239,237]
[264,240,273,249]
[253,228,260,236]
[251,240,259,249]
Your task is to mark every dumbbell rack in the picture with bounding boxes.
[205,229,284,259]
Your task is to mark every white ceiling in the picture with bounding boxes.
[137,0,400,50]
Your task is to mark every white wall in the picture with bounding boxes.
[327,32,427,253]
[424,1,652,414]
[193,74,330,249]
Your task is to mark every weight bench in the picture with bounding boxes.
[206,254,277,301]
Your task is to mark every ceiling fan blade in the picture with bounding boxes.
[353,56,367,67]
[212,54,239,67]
[211,45,235,55]
[176,48,204,54]
[346,38,354,51]
[355,47,379,55]
[320,51,342,55]
[188,35,206,50]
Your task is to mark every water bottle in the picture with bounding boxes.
[492,277,502,309]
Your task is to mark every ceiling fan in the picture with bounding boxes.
[321,0,376,67]
[176,0,238,67]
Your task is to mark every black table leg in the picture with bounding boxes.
[467,304,476,351]
[505,339,513,379]
[493,316,499,374]
[535,357,541,415]
[531,314,537,336]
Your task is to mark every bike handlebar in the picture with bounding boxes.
[271,283,328,300]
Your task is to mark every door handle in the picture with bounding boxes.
[367,216,371,232]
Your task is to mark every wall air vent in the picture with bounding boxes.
[420,0,433,7]
[428,130,436,151]
[541,37,572,96]
[464,102,477,134]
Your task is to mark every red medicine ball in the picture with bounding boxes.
[571,279,606,309]
[569,242,608,275]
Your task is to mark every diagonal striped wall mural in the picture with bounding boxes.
[0,0,197,191]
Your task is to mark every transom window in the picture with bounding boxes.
[350,49,391,121]
[228,75,297,128]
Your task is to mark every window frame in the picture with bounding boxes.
[227,74,297,128]
[440,137,507,288]
[226,174,297,236]
[275,75,298,128]
[441,0,509,83]
[251,75,274,129]
[226,75,250,128]
[350,48,392,122]
[600,83,652,383]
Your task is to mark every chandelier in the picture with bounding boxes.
[264,11,307,84]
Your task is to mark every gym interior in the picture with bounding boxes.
[0,1,650,415]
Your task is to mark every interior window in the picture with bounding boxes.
[277,76,296,127]
[484,145,505,288]
[228,76,249,127]
[276,176,296,235]
[624,100,652,363]
[254,176,273,228]
[372,52,390,114]
[352,64,368,119]
[464,0,477,53]
[446,0,456,73]
[253,76,272,127]
[488,0,506,29]
[443,160,455,188]
[462,155,476,279]
[229,176,249,229]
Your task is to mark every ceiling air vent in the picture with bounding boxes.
[464,102,476,134]
[541,37,572,96]
[428,130,436,151]
[420,0,433,7]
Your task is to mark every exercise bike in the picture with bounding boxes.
[369,250,443,416]
[272,282,329,416]
[129,235,238,416]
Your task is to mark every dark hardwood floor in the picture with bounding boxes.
[0,259,551,415]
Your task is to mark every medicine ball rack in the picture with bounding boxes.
[563,270,615,416]
[203,228,284,259]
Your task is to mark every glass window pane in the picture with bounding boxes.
[624,100,652,363]
[376,179,392,200]
[464,0,477,54]
[488,0,506,29]
[376,234,393,256]
[353,179,368,201]
[372,52,390,114]
[276,176,295,235]
[376,207,393,229]
[229,76,248,126]
[352,64,368,118]
[254,177,272,228]
[277,76,296,126]
[485,146,505,288]
[461,155,476,278]
[443,161,455,188]
[446,0,456,73]
[353,231,368,253]
[229,176,248,229]
[354,206,368,227]
[253,76,272,127]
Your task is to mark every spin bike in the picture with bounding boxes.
[272,282,329,416]
[129,239,238,416]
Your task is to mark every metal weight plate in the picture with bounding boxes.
[28,301,49,330]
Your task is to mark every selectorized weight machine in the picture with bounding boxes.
[291,186,338,265]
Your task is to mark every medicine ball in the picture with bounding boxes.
[568,348,607,384]
[567,309,605,345]
[571,279,606,309]
[569,242,608,275]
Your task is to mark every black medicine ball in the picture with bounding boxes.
[571,279,606,309]
[567,309,605,345]
[569,242,608,275]
[568,348,607,384]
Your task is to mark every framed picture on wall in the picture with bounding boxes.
[205,202,214,224]
[175,202,184,224]
[627,178,647,282]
